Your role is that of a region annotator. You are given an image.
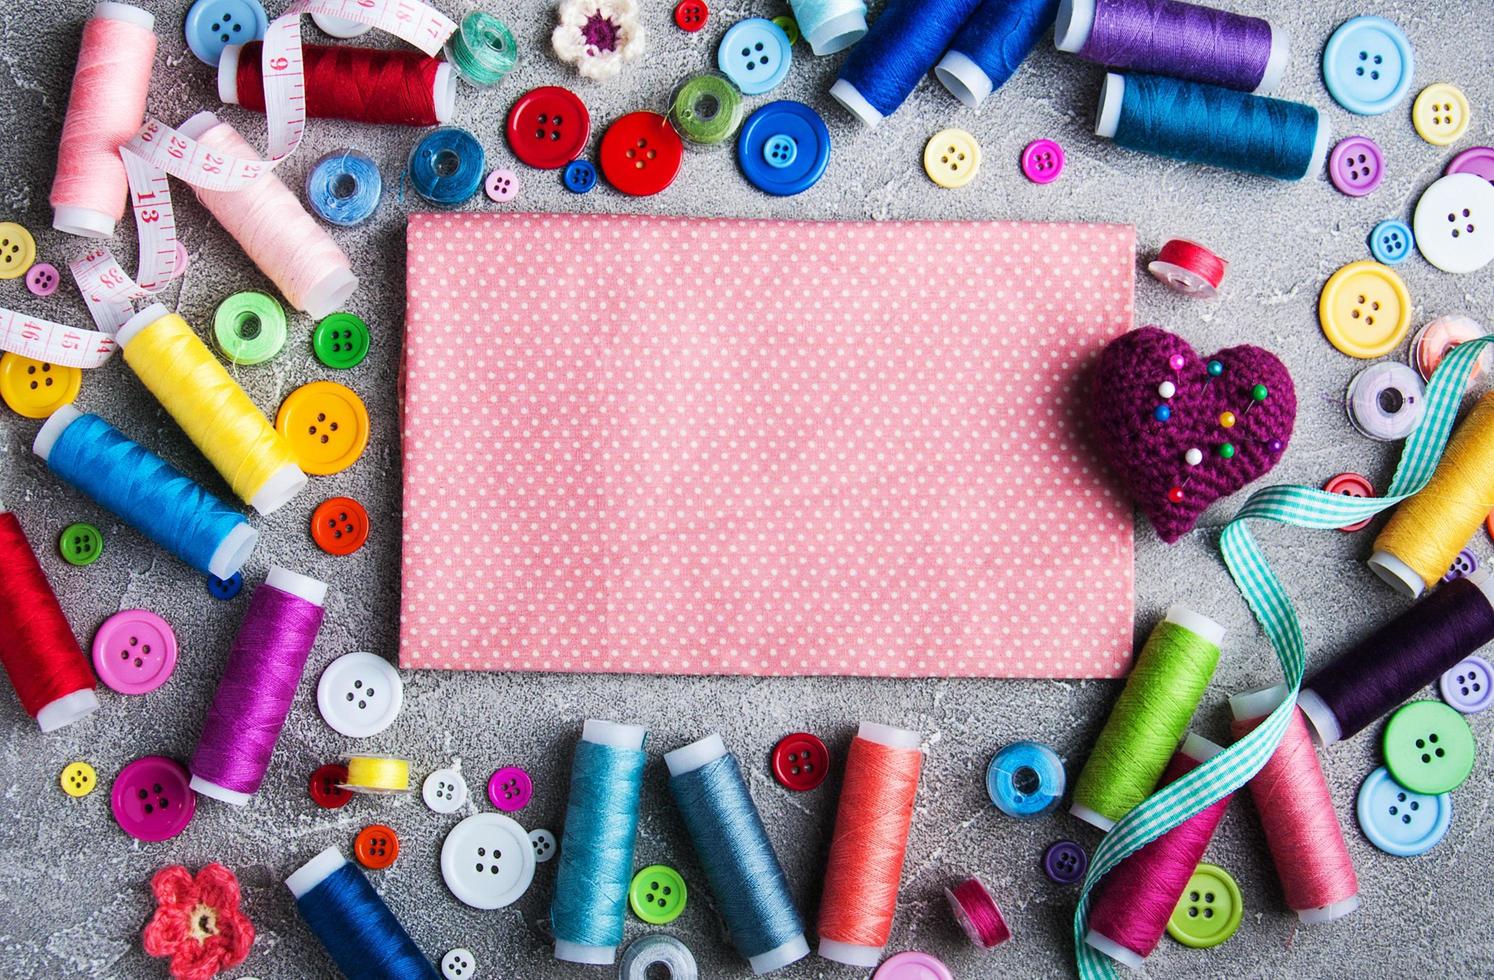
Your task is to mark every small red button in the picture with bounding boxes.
[599,112,684,197]
[674,0,707,31]
[506,86,591,170]
[772,732,829,791]
[354,824,400,869]
[311,496,369,556]
[309,763,353,809]
[1324,473,1374,532]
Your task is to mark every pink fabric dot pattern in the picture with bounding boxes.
[401,213,1136,678]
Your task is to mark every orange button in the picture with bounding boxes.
[275,380,369,475]
[312,496,369,556]
[354,824,400,870]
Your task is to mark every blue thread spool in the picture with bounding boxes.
[306,150,383,226]
[936,0,1060,107]
[34,406,257,579]
[831,0,982,127]
[407,127,485,206]
[986,741,1065,819]
[287,847,438,979]
[1095,72,1328,180]
[790,0,867,55]
[552,720,648,966]
[665,734,810,974]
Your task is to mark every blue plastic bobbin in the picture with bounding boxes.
[986,740,1065,819]
[737,101,830,197]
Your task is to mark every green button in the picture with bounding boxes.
[771,15,799,45]
[59,522,103,566]
[628,864,686,924]
[213,291,287,365]
[313,312,370,370]
[1166,863,1242,949]
[1383,700,1475,794]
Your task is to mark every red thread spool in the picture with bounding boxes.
[219,41,456,127]
[0,510,99,731]
[1148,238,1227,298]
[945,876,1012,949]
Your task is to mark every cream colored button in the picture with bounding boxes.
[1412,83,1470,146]
[923,129,981,189]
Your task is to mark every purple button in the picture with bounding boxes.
[485,168,520,203]
[1328,136,1384,197]
[111,756,196,841]
[873,951,954,980]
[1443,548,1479,582]
[25,262,58,297]
[1439,655,1493,714]
[91,609,178,695]
[487,766,532,811]
[1020,138,1065,184]
[1447,146,1494,184]
[1043,839,1088,884]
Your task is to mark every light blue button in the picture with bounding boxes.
[1369,219,1414,265]
[1323,15,1414,115]
[763,135,797,169]
[184,0,269,66]
[717,18,792,96]
[1355,765,1451,857]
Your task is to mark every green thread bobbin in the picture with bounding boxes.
[213,291,287,366]
[669,73,745,147]
[445,11,518,88]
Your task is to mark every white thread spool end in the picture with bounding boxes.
[1306,111,1331,179]
[37,688,102,733]
[856,720,920,749]
[934,51,992,109]
[1228,682,1287,724]
[750,935,810,974]
[1083,930,1144,971]
[433,63,457,123]
[803,10,866,56]
[1165,604,1226,647]
[1095,73,1123,139]
[1367,550,1424,599]
[1298,894,1361,924]
[190,774,251,806]
[1054,0,1094,53]
[32,403,83,461]
[299,266,359,321]
[1295,688,1340,747]
[286,845,348,898]
[266,565,329,606]
[1180,732,1224,763]
[217,44,242,104]
[1068,802,1114,831]
[1256,26,1290,95]
[829,79,883,129]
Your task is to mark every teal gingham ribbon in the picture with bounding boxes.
[1073,335,1494,978]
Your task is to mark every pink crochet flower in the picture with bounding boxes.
[142,864,254,980]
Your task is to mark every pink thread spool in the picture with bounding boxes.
[51,2,158,238]
[944,876,1012,950]
[1229,684,1359,923]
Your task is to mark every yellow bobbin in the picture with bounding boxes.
[342,756,411,795]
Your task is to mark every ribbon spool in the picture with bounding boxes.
[669,73,745,147]
[444,11,518,87]
[305,150,383,226]
[407,127,485,206]
[945,877,1013,949]
[287,847,439,980]
[1148,238,1227,297]
[342,756,411,794]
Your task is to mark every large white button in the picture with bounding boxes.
[440,947,477,980]
[440,812,535,909]
[422,766,469,814]
[1413,173,1494,274]
[315,651,404,738]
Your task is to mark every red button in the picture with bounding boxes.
[506,87,591,170]
[1324,473,1374,532]
[674,0,707,31]
[772,732,829,791]
[309,763,353,809]
[312,496,369,556]
[599,112,684,197]
[354,824,400,869]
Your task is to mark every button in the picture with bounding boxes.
[1412,173,1494,275]
[439,812,536,909]
[1042,840,1088,885]
[1440,655,1493,715]
[354,824,400,870]
[674,0,707,32]
[1166,863,1243,949]
[213,291,286,365]
[737,101,831,197]
[599,112,685,197]
[309,763,353,809]
[1327,136,1383,197]
[1324,473,1374,532]
[1444,548,1479,582]
[1322,15,1414,116]
[772,15,800,45]
[1382,700,1476,794]
[312,11,372,39]
[1356,765,1450,857]
[312,312,369,370]
[1345,361,1423,442]
[206,571,242,600]
[1021,138,1065,184]
[771,732,829,791]
[61,761,97,798]
[1412,83,1470,146]
[184,0,269,66]
[25,262,59,296]
[311,496,369,556]
[529,828,557,863]
[1317,260,1411,359]
[111,756,196,842]
[717,18,792,96]
[923,129,981,189]
[486,765,533,811]
[316,651,404,738]
[0,222,36,279]
[873,952,955,980]
[485,168,520,203]
[506,86,591,170]
[0,353,82,419]
[275,380,370,475]
[441,948,477,980]
[92,608,178,695]
[58,521,103,566]
[1447,146,1494,184]
[422,766,469,813]
[629,865,687,924]
[1368,219,1413,265]
[1411,314,1490,382]
[764,134,798,169]
[563,159,597,193]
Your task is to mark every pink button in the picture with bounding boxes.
[1328,135,1384,197]
[111,756,195,841]
[873,951,955,980]
[1446,146,1494,184]
[92,609,178,695]
[25,262,59,297]
[1020,139,1064,184]
[485,168,520,203]
[487,765,532,811]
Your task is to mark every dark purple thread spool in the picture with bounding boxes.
[1055,0,1286,94]
[1297,574,1494,747]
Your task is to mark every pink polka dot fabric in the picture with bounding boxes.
[401,213,1136,678]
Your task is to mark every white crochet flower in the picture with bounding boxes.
[551,0,645,81]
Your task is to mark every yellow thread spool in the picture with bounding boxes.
[117,303,306,515]
[342,756,410,794]
[1371,391,1494,597]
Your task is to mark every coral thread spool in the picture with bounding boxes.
[287,846,439,979]
[219,42,457,126]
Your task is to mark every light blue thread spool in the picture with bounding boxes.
[986,740,1066,819]
[306,150,383,226]
[407,127,485,206]
[789,0,867,56]
[287,847,439,980]
[831,0,982,127]
[936,0,1060,107]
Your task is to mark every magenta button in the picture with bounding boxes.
[487,766,533,811]
[1020,138,1064,184]
[25,263,59,297]
[1328,136,1384,196]
[873,951,955,980]
[92,609,178,695]
[111,756,196,841]
[1447,146,1494,185]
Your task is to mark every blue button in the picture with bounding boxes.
[1355,765,1451,857]
[1369,219,1414,265]
[206,571,243,601]
[738,101,830,197]
[1322,16,1414,115]
[717,18,792,96]
[184,0,269,66]
[763,135,797,169]
[563,159,597,194]
[985,741,1065,819]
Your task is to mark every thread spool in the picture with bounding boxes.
[287,846,438,980]
[306,151,383,227]
[665,734,809,974]
[552,720,649,966]
[1297,574,1494,746]
[175,112,358,319]
[343,756,411,794]
[214,291,287,365]
[944,877,1012,950]
[1095,72,1328,181]
[407,128,486,206]
[189,568,328,805]
[1085,734,1233,968]
[51,2,157,239]
[1071,605,1223,830]
[789,0,867,55]
[219,42,456,126]
[830,0,982,127]
[818,722,923,968]
[1370,391,1494,597]
[444,11,519,88]
[986,740,1065,818]
[33,406,257,579]
[935,0,1060,108]
[619,934,698,980]
[669,74,745,147]
[1148,238,1227,298]
[1056,0,1288,94]
[1411,315,1490,384]
[1229,684,1359,923]
[116,302,306,515]
[0,508,99,732]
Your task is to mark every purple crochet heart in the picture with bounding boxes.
[1090,326,1296,543]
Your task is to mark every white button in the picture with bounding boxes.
[312,11,373,38]
[1413,173,1494,274]
[441,947,477,980]
[315,651,404,738]
[440,812,535,910]
[422,767,469,814]
[529,828,557,863]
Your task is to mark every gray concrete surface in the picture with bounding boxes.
[2,0,1492,977]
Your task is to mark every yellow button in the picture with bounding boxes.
[275,380,370,475]
[0,222,36,279]
[60,761,97,798]
[1412,83,1470,147]
[0,352,82,419]
[923,129,981,189]
[1318,260,1412,359]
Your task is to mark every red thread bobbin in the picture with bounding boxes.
[1149,239,1228,298]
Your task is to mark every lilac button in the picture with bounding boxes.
[1447,146,1494,185]
[111,756,196,841]
[873,951,954,980]
[1328,136,1384,196]
[1021,139,1064,184]
[1443,548,1479,582]
[1043,839,1088,884]
[1439,655,1493,714]
[25,262,59,297]
[92,609,178,695]
[485,168,520,203]
[487,766,532,811]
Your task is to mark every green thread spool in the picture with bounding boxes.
[669,73,745,147]
[213,291,287,365]
[445,11,518,88]
[1070,605,1224,830]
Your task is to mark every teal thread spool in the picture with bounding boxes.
[445,11,518,88]
[790,0,867,55]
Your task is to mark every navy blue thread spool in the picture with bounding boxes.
[306,150,383,226]
[830,0,982,127]
[407,127,485,206]
[287,847,438,980]
[936,0,1061,108]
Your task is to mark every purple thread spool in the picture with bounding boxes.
[1056,0,1288,94]
[189,567,328,805]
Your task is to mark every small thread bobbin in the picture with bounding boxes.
[1149,238,1227,297]
[945,877,1012,949]
[342,756,411,795]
